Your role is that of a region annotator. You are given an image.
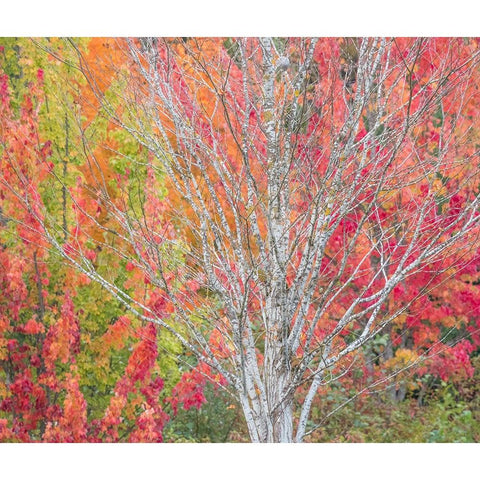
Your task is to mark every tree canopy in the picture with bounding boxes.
[1,37,480,442]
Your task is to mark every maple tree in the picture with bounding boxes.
[0,38,222,442]
[2,37,480,443]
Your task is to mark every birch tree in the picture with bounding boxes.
[3,37,480,442]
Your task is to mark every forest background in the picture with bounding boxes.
[1,36,480,443]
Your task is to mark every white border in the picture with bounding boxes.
[1,0,480,36]
[1,443,478,479]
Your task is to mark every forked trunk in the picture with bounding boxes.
[240,390,294,442]
[239,340,295,442]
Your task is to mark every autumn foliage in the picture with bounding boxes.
[1,37,480,442]
[0,38,211,442]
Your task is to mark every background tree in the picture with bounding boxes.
[0,37,240,443]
